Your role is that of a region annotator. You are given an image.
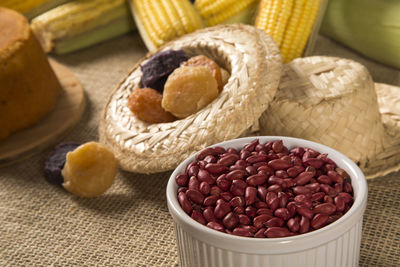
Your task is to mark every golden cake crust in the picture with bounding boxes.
[0,7,62,141]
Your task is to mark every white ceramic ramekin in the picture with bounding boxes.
[166,136,368,267]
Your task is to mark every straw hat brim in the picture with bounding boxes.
[99,24,282,174]
[259,56,400,179]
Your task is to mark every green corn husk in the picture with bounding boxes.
[30,0,136,55]
[321,0,400,69]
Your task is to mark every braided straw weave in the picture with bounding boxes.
[259,56,400,178]
[99,24,282,173]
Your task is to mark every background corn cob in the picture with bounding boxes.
[129,0,204,52]
[255,0,325,63]
[30,0,136,55]
[321,0,400,69]
[1,0,70,19]
[194,0,259,26]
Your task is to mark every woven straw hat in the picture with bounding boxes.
[99,24,282,173]
[259,56,400,179]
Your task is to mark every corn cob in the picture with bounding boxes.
[1,0,70,19]
[194,0,259,26]
[255,0,323,63]
[30,0,135,55]
[129,0,204,52]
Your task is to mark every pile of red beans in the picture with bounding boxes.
[175,139,354,238]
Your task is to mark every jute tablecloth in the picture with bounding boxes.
[1,32,399,266]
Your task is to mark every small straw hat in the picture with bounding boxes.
[99,24,282,173]
[259,56,400,179]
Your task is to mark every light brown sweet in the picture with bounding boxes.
[0,7,61,141]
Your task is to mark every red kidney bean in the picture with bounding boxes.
[313,203,336,215]
[311,192,325,202]
[334,196,345,212]
[203,207,216,222]
[336,168,350,179]
[222,212,239,229]
[299,216,310,234]
[274,208,290,221]
[291,155,303,166]
[230,179,247,196]
[196,147,216,160]
[268,159,292,170]
[238,225,257,233]
[243,139,259,152]
[230,165,244,171]
[187,165,199,177]
[268,176,284,185]
[238,214,251,225]
[338,192,353,204]
[178,192,193,214]
[188,176,200,191]
[265,227,290,238]
[247,154,268,164]
[199,182,210,195]
[287,166,304,178]
[233,206,244,214]
[267,184,282,193]
[287,202,297,217]
[245,166,257,175]
[266,192,279,211]
[320,184,336,196]
[327,213,343,224]
[204,155,217,163]
[253,162,268,170]
[235,159,247,167]
[257,165,274,176]
[265,217,284,228]
[191,210,206,225]
[218,154,239,166]
[186,189,205,205]
[278,192,289,208]
[334,183,343,194]
[245,206,257,218]
[274,170,288,179]
[253,214,273,229]
[213,146,226,155]
[311,213,329,229]
[328,170,344,184]
[216,175,231,191]
[292,186,311,195]
[317,175,332,184]
[272,140,283,153]
[227,148,238,154]
[290,147,305,157]
[295,171,314,186]
[304,158,324,169]
[204,195,218,206]
[246,174,267,186]
[210,186,222,196]
[294,195,313,209]
[198,160,207,169]
[305,182,320,193]
[240,150,251,160]
[344,182,353,193]
[178,187,187,193]
[175,174,189,187]
[220,191,233,202]
[255,144,266,152]
[257,186,268,201]
[256,208,273,216]
[207,221,225,232]
[283,178,295,189]
[254,228,266,238]
[226,169,246,180]
[267,153,279,161]
[205,163,228,174]
[287,217,300,232]
[232,227,253,237]
[230,196,245,207]
[296,206,314,219]
[197,169,215,184]
[214,200,231,219]
[245,187,257,205]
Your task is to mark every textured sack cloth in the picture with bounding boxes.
[259,56,400,178]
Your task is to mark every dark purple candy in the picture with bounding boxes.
[44,142,80,186]
[140,49,189,93]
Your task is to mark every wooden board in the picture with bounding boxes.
[0,59,85,166]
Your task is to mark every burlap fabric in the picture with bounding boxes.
[0,33,399,266]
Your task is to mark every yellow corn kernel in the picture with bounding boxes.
[195,0,257,26]
[131,0,203,51]
[272,0,293,46]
